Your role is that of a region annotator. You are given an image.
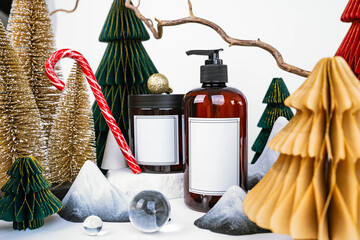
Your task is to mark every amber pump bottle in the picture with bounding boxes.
[183,49,247,212]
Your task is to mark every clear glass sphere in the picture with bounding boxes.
[83,215,103,236]
[129,190,171,233]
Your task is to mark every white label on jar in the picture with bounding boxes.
[189,117,240,196]
[134,115,179,166]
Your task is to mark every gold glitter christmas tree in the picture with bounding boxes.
[0,20,46,188]
[7,0,61,146]
[47,63,96,185]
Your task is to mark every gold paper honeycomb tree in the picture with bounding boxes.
[244,57,360,240]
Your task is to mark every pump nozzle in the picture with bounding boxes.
[186,48,228,83]
[186,49,223,65]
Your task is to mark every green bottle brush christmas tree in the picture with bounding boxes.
[0,156,62,230]
[92,0,158,169]
[251,78,294,164]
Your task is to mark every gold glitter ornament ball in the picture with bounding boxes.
[147,73,173,94]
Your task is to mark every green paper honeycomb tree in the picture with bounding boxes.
[93,0,158,169]
[251,78,294,164]
[0,156,62,230]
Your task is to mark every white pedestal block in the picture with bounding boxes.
[107,168,184,200]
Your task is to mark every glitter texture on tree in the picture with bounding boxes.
[7,0,61,145]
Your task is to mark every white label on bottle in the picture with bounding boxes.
[182,114,185,164]
[134,115,179,166]
[189,117,240,195]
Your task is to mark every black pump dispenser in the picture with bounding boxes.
[186,49,228,83]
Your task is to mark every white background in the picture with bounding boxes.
[50,0,348,160]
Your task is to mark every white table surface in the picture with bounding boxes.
[0,198,293,240]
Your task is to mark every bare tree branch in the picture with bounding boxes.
[125,0,310,78]
[188,0,194,18]
[136,0,141,8]
[50,0,80,16]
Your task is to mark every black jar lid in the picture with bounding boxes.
[128,94,184,108]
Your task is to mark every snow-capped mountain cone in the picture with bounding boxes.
[59,161,129,222]
[194,186,270,235]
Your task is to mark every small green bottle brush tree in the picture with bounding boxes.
[93,0,158,169]
[251,78,294,164]
[0,156,62,230]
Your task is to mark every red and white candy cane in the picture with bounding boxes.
[45,49,142,174]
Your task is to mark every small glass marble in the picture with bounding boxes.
[83,215,103,236]
[129,190,171,233]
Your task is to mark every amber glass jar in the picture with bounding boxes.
[128,94,185,173]
[183,82,247,212]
